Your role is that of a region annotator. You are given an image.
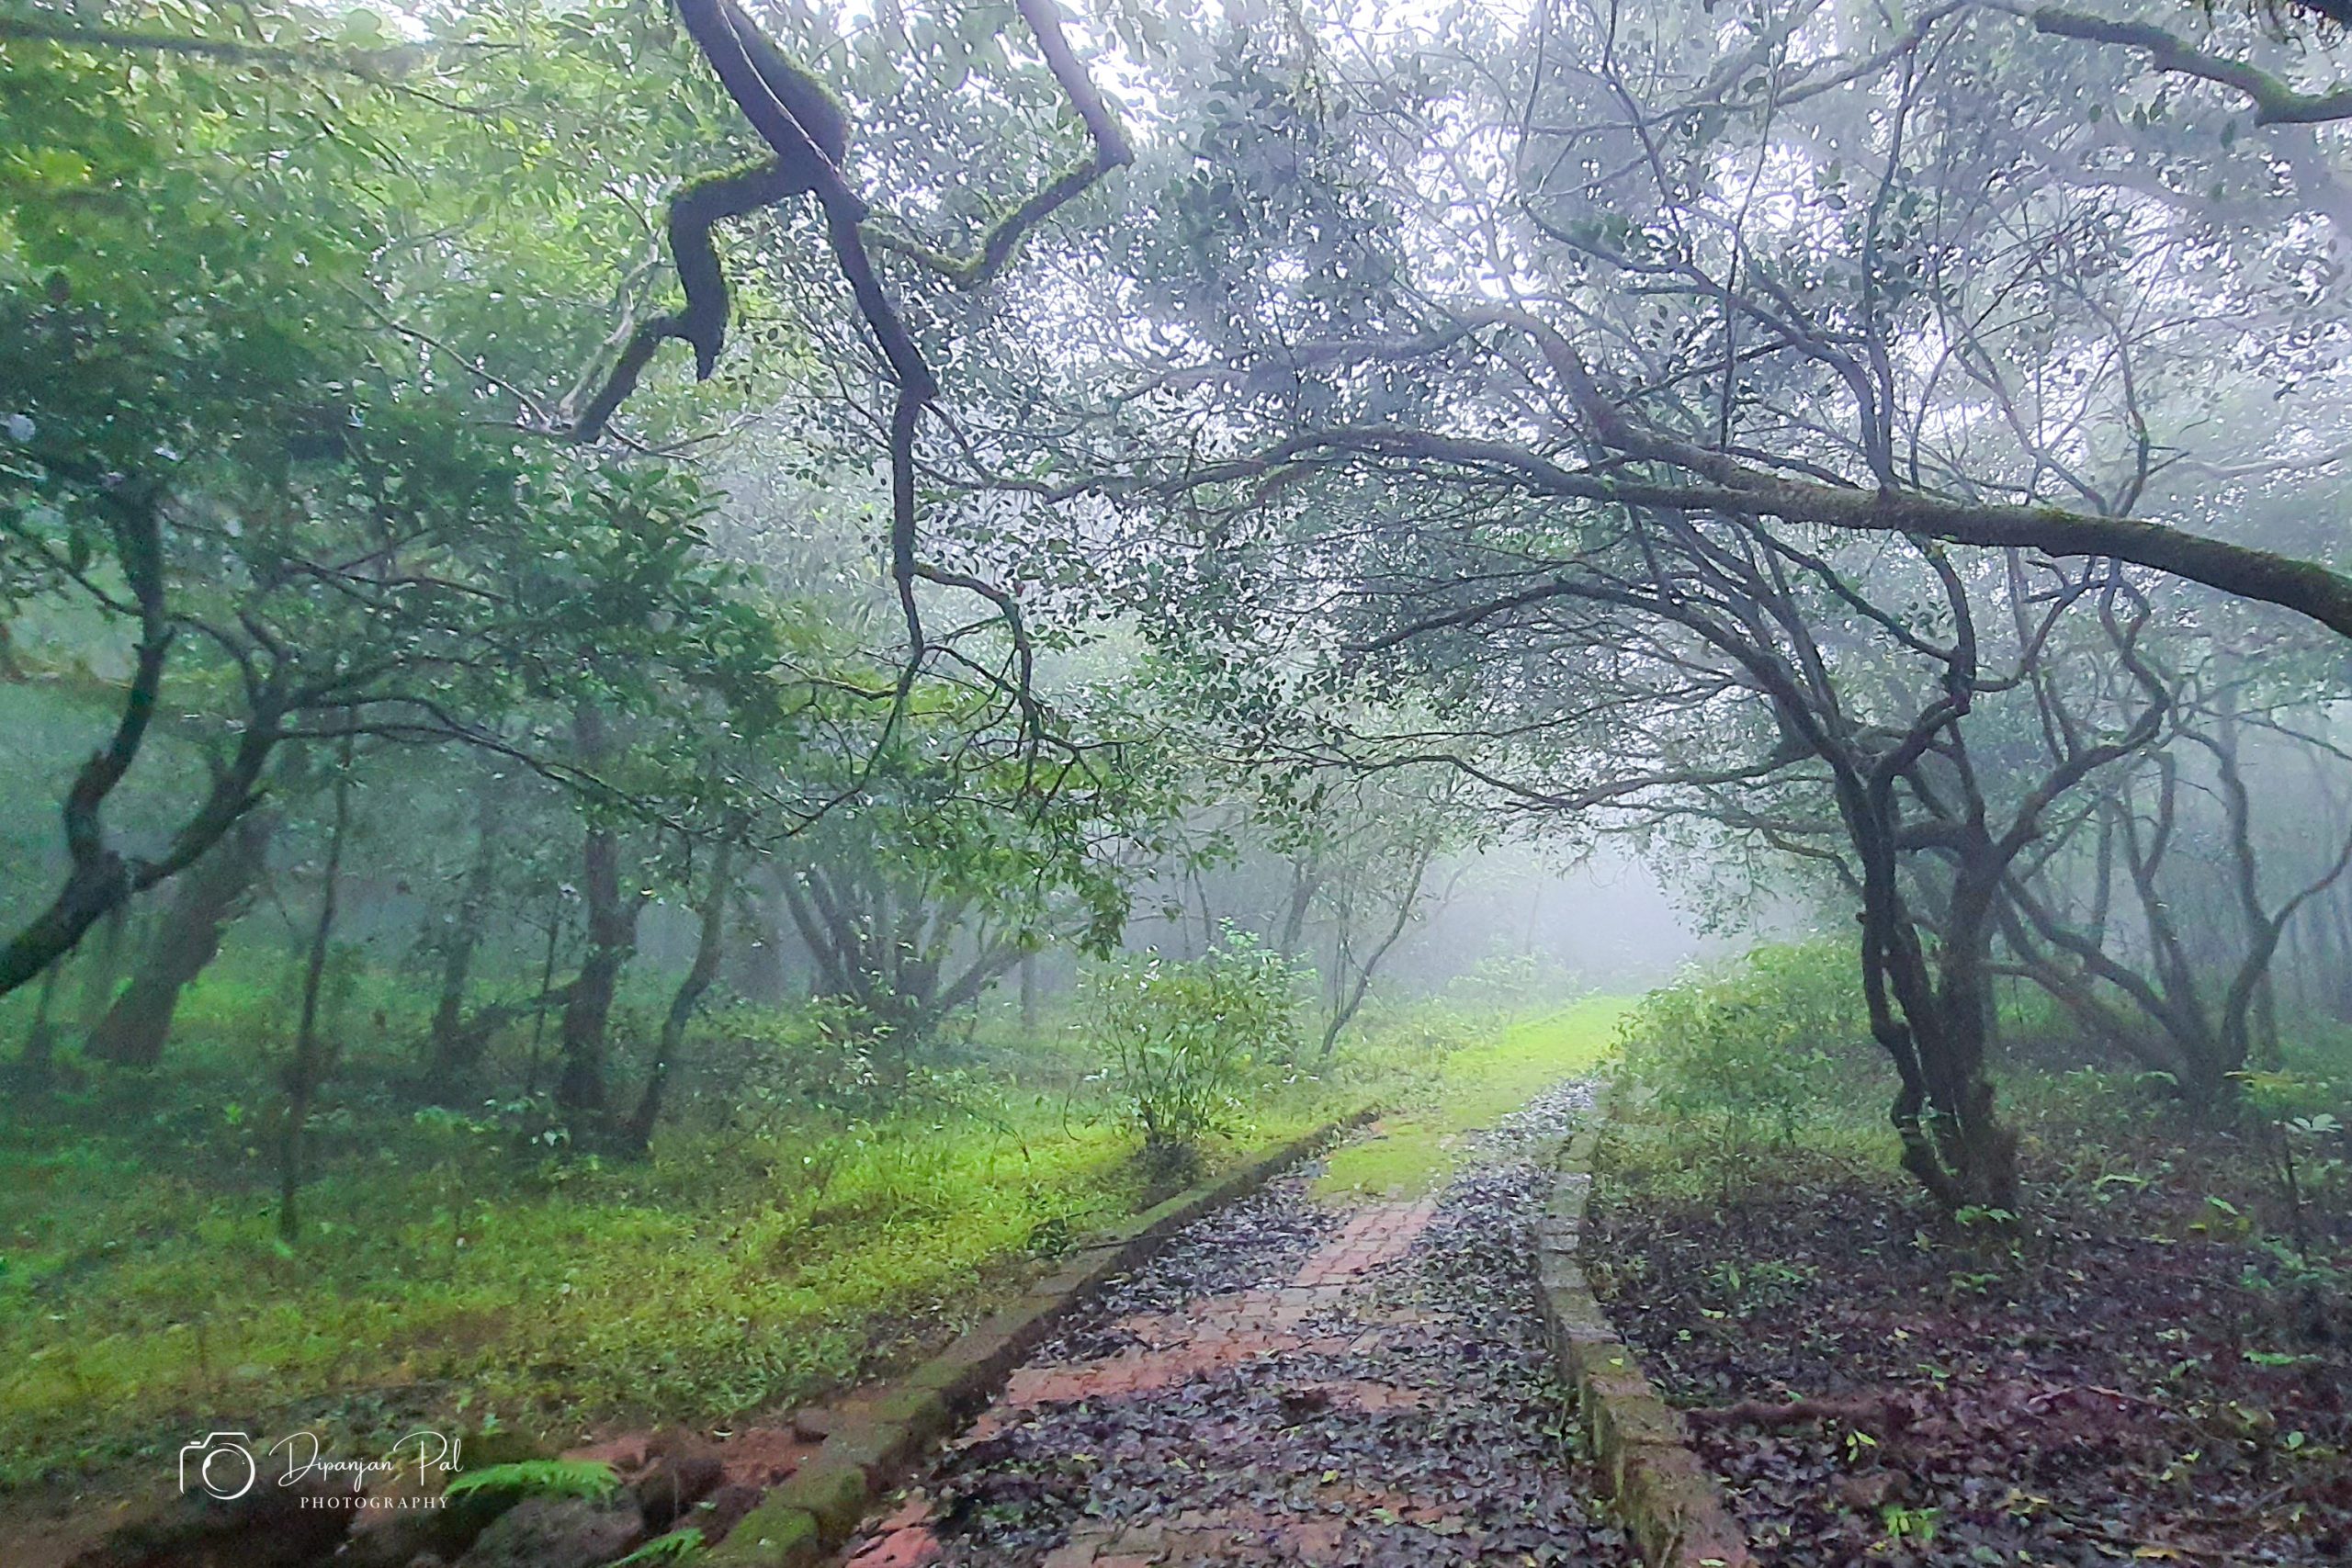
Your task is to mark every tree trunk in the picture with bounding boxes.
[554,705,633,1129]
[279,738,354,1244]
[555,822,630,1126]
[76,897,130,1033]
[622,829,737,1156]
[87,810,276,1068]
[422,778,504,1097]
[1275,853,1318,961]
[737,876,789,1003]
[17,961,63,1089]
[1318,844,1434,1061]
[1923,886,2021,1213]
[1019,951,1038,1032]
[1849,789,2018,1215]
[2330,885,2352,1021]
[524,888,567,1100]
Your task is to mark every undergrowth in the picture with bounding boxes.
[0,967,1569,1492]
[1605,941,2352,1261]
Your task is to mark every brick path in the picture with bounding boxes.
[984,1198,1438,1413]
[842,1095,1628,1567]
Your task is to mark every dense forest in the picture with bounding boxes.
[4,0,2351,1564]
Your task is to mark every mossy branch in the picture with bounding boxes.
[2031,6,2352,124]
[869,0,1135,288]
[569,158,805,443]
[568,0,849,441]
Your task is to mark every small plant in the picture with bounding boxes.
[611,1528,706,1564]
[1702,1258,1817,1313]
[443,1459,620,1502]
[1838,1426,1880,1466]
[1878,1503,1939,1545]
[2235,1070,2346,1258]
[1086,928,1304,1168]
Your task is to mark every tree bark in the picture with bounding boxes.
[279,737,354,1244]
[17,962,63,1089]
[554,704,635,1128]
[86,810,277,1068]
[737,875,790,1003]
[422,776,504,1096]
[76,898,131,1033]
[622,828,738,1155]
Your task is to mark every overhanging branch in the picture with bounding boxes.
[2028,6,2352,125]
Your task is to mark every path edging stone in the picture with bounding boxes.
[707,1108,1378,1568]
[1535,1086,1758,1568]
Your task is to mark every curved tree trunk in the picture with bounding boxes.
[623,828,738,1156]
[554,704,636,1128]
[86,810,276,1068]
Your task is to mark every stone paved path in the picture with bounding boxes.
[841,1084,1632,1567]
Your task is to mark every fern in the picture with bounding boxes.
[442,1458,620,1502]
[610,1528,706,1565]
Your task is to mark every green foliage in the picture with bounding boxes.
[1702,1257,1820,1315]
[1619,940,1874,1152]
[611,1529,707,1565]
[1442,951,1584,1012]
[2238,1068,2346,1134]
[2236,1069,2348,1254]
[1088,928,1305,1158]
[0,977,1367,1487]
[443,1458,620,1502]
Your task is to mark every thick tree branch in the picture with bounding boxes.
[868,0,1134,288]
[1120,421,2352,639]
[2028,6,2352,125]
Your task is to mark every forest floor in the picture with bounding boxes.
[0,1001,1627,1564]
[0,1034,1334,1499]
[837,1078,1631,1568]
[1590,1121,2352,1566]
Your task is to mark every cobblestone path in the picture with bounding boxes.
[840,1084,1633,1568]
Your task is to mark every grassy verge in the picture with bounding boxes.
[6,983,1629,1493]
[0,1070,1352,1492]
[1313,994,1628,1200]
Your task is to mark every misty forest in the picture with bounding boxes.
[5,0,2352,1563]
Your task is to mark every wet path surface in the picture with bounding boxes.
[843,1084,1632,1567]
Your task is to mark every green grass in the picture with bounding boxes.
[0,964,1383,1493]
[1314,994,1628,1200]
[0,955,1599,1495]
[0,1077,1343,1490]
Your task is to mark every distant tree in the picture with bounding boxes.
[782,712,1155,1055]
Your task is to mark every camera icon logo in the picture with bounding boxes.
[178,1433,258,1501]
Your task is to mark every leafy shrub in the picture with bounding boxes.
[688,998,885,1121]
[1087,929,1304,1163]
[1619,940,1875,1163]
[1328,996,1497,1092]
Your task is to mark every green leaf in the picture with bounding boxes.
[443,1460,620,1501]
